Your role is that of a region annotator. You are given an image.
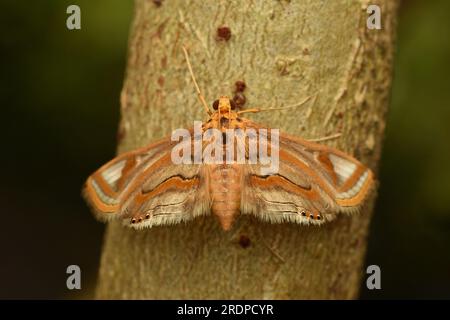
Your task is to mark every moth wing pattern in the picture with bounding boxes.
[83,134,211,229]
[241,122,374,225]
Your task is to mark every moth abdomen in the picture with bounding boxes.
[209,164,242,230]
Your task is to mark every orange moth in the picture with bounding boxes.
[83,47,374,231]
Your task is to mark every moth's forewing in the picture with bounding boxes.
[83,138,171,221]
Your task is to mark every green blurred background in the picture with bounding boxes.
[1,0,449,299]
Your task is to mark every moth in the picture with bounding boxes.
[83,47,374,231]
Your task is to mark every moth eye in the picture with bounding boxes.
[301,211,307,217]
[145,213,150,219]
[131,218,136,224]
[317,215,322,220]
[229,99,237,110]
[212,100,219,110]
[309,213,314,219]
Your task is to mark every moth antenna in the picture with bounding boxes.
[237,95,314,115]
[182,45,212,115]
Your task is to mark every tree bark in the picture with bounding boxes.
[96,0,398,299]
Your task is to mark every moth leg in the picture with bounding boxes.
[306,133,342,143]
[237,96,313,115]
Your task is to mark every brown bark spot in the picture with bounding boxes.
[233,93,246,108]
[158,76,165,87]
[161,56,167,68]
[117,125,126,143]
[154,21,167,39]
[235,80,246,92]
[239,235,251,248]
[217,26,231,41]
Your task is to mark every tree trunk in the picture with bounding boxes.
[96,0,398,299]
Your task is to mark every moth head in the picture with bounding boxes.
[212,96,236,112]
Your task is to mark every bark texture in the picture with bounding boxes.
[96,0,398,299]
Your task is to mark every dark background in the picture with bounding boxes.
[1,1,449,299]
